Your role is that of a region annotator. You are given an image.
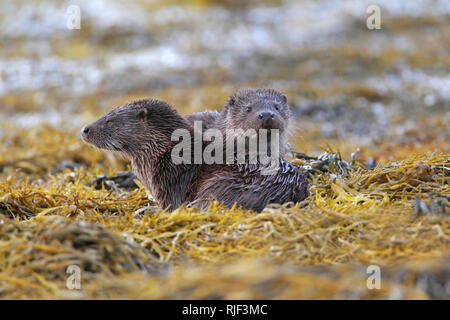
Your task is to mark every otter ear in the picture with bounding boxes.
[228,96,236,106]
[137,108,148,122]
[281,94,287,104]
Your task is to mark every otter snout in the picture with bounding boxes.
[81,124,96,145]
[258,111,275,127]
[81,125,92,141]
[82,125,91,135]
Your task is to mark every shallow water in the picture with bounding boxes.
[1,1,448,104]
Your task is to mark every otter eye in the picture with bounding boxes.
[274,104,280,111]
[246,106,252,113]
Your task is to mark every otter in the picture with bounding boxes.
[185,88,291,157]
[120,89,291,188]
[81,99,309,212]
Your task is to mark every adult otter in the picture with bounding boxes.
[81,99,308,212]
[185,88,291,157]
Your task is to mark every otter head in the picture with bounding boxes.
[81,99,187,158]
[222,88,290,134]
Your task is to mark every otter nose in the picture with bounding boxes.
[258,111,275,122]
[82,125,90,135]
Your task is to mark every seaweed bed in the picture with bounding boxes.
[0,0,449,299]
[0,134,448,299]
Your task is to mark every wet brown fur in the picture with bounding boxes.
[185,88,291,157]
[81,99,308,212]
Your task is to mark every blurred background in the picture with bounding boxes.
[0,0,448,173]
[0,0,449,300]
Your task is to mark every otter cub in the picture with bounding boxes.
[186,88,291,157]
[81,99,309,212]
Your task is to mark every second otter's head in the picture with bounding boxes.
[81,99,188,157]
[221,88,290,134]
